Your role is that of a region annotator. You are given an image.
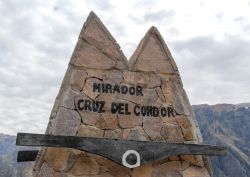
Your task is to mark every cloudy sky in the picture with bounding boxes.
[0,0,250,135]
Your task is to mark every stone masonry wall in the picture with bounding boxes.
[33,12,212,177]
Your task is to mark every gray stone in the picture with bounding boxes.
[127,126,149,141]
[80,112,101,126]
[160,123,184,143]
[143,117,164,141]
[118,114,142,128]
[69,155,100,176]
[152,161,182,177]
[148,74,161,88]
[73,41,116,70]
[52,107,80,136]
[44,148,75,172]
[86,69,103,79]
[161,76,178,105]
[80,12,128,69]
[37,162,67,177]
[129,27,176,74]
[104,129,122,139]
[123,71,149,87]
[155,87,166,102]
[131,164,152,177]
[181,155,204,168]
[70,69,87,92]
[96,113,119,130]
[78,124,104,138]
[140,88,158,105]
[82,77,102,99]
[103,70,123,83]
[182,166,210,177]
[60,88,76,110]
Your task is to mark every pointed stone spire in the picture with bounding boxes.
[70,11,128,70]
[130,26,178,74]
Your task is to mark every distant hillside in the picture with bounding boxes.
[0,103,249,177]
[193,103,250,177]
[0,134,33,177]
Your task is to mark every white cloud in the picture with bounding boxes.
[0,0,249,134]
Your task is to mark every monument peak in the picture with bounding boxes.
[129,26,178,74]
[70,11,128,70]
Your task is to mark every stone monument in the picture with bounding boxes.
[31,11,213,177]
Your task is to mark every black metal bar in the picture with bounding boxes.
[16,133,227,165]
[17,150,38,162]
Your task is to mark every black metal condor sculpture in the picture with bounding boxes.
[16,133,226,168]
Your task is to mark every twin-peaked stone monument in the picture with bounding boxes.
[33,12,212,177]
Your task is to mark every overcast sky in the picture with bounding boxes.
[0,0,250,135]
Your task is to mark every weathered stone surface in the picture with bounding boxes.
[103,70,123,83]
[169,155,180,161]
[97,172,114,177]
[44,148,74,171]
[96,113,118,130]
[80,111,101,126]
[69,156,100,176]
[118,114,142,128]
[160,113,178,124]
[104,129,122,139]
[83,77,102,99]
[181,155,204,167]
[153,98,163,108]
[130,27,175,73]
[123,71,149,87]
[121,129,130,140]
[95,155,116,173]
[203,156,212,176]
[152,161,182,177]
[52,107,80,136]
[74,92,101,125]
[131,164,152,177]
[96,93,118,112]
[176,115,194,140]
[78,124,104,138]
[160,123,184,143]
[143,117,164,141]
[175,115,191,129]
[181,160,190,171]
[155,87,166,102]
[86,69,103,79]
[70,69,87,92]
[127,126,149,141]
[37,163,67,177]
[117,90,141,104]
[108,163,131,177]
[73,40,116,69]
[148,74,161,88]
[81,12,128,69]
[174,89,193,116]
[161,77,178,104]
[154,159,173,168]
[182,166,210,177]
[71,149,82,156]
[60,88,76,110]
[82,22,120,60]
[140,88,158,105]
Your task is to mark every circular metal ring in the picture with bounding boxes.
[122,150,140,168]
